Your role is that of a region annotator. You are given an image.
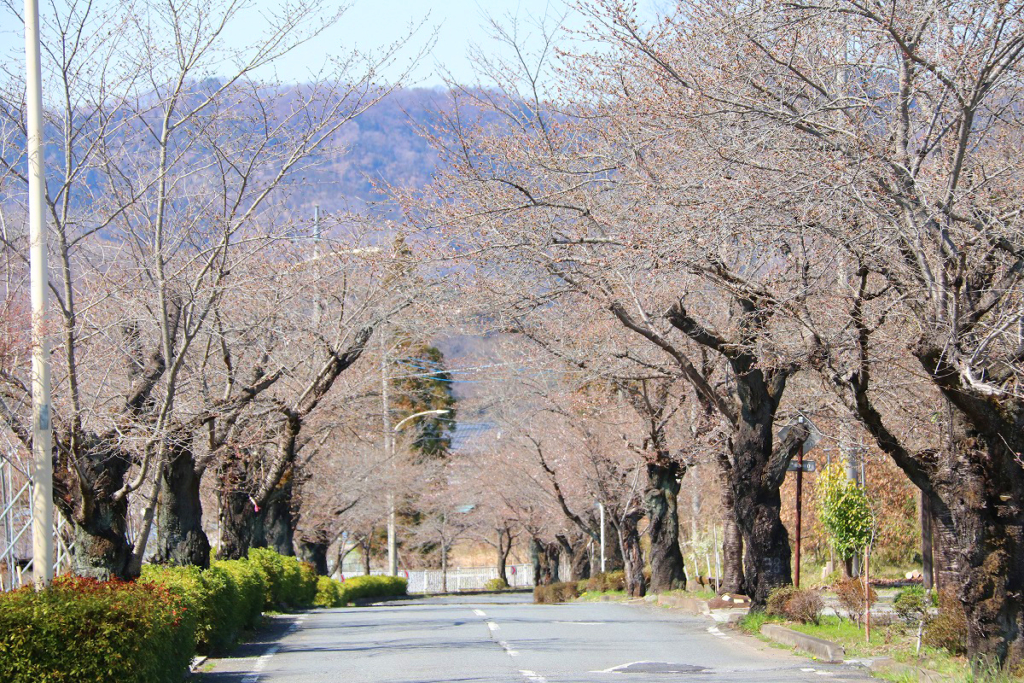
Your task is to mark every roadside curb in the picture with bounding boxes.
[863,657,953,682]
[651,593,711,615]
[760,624,845,663]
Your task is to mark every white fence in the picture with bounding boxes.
[342,563,534,594]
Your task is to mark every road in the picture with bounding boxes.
[197,593,873,683]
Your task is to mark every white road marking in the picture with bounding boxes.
[240,645,279,683]
[553,620,604,625]
[240,615,305,682]
[487,621,500,631]
[815,671,834,676]
[473,609,487,617]
[707,626,731,640]
[802,668,816,672]
[499,640,519,656]
[594,660,650,673]
[520,669,547,683]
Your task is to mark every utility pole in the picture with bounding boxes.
[25,0,53,588]
[382,334,397,576]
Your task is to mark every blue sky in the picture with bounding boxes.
[1,0,604,88]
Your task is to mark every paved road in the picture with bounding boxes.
[198,593,873,682]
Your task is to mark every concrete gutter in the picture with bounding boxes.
[760,624,845,663]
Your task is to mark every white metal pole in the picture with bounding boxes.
[599,502,606,574]
[382,335,397,577]
[25,0,53,588]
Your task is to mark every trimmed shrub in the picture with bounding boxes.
[141,563,239,654]
[314,576,347,608]
[553,581,580,602]
[247,547,318,609]
[923,589,967,655]
[534,581,579,603]
[893,586,928,626]
[835,578,877,626]
[766,585,798,618]
[786,589,824,625]
[340,575,408,602]
[0,576,195,683]
[214,558,266,630]
[484,577,510,591]
[584,571,626,593]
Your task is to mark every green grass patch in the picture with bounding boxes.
[576,590,627,602]
[737,610,784,635]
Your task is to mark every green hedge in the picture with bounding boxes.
[213,558,266,630]
[0,576,195,683]
[247,547,318,610]
[314,575,347,607]
[340,575,408,602]
[141,564,241,654]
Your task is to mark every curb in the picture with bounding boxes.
[652,593,711,615]
[865,657,953,682]
[760,624,845,663]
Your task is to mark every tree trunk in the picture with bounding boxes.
[297,537,329,575]
[496,529,512,584]
[441,541,448,593]
[557,533,591,582]
[920,491,933,590]
[730,416,793,608]
[53,440,135,580]
[262,478,295,557]
[531,537,559,585]
[217,487,261,560]
[531,537,543,586]
[361,536,372,575]
[617,505,646,598]
[717,453,745,594]
[153,443,210,568]
[644,459,686,592]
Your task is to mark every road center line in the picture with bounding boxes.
[520,669,547,683]
[487,621,500,631]
[474,609,487,617]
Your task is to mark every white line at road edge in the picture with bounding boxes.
[240,615,306,683]
[707,626,731,640]
[474,609,487,616]
[520,669,547,683]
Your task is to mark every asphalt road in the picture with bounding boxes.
[197,593,874,683]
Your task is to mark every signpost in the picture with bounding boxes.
[778,414,821,588]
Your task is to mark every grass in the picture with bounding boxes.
[576,590,627,602]
[745,613,1019,682]
[665,587,716,600]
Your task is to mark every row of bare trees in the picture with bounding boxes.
[408,0,1024,669]
[0,0,437,579]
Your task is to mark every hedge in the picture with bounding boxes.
[0,549,411,681]
[339,575,408,602]
[247,547,318,610]
[141,563,241,654]
[0,576,195,683]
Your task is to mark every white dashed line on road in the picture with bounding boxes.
[707,626,731,640]
[498,640,519,656]
[474,609,487,617]
[520,669,547,683]
[487,621,501,631]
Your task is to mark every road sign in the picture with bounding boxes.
[777,414,822,452]
[787,460,817,472]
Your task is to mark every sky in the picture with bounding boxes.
[0,0,607,89]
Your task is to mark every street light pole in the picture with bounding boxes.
[386,408,451,576]
[25,0,53,588]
